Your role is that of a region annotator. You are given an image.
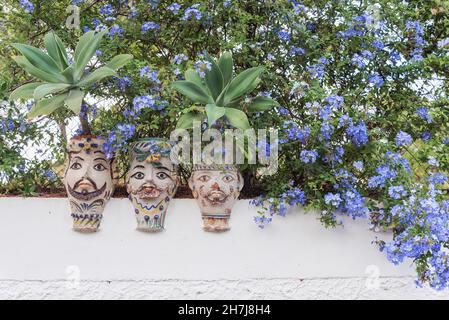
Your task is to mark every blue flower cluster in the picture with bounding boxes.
[395,131,412,147]
[300,149,318,163]
[140,66,160,84]
[405,20,426,61]
[103,124,136,159]
[142,21,161,33]
[182,4,202,21]
[306,57,329,79]
[20,0,34,13]
[251,186,306,228]
[346,120,368,147]
[416,107,432,123]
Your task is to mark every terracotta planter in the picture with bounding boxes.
[126,138,178,232]
[63,135,116,233]
[189,164,244,232]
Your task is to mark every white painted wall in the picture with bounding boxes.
[0,197,447,300]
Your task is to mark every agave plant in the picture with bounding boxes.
[9,30,132,124]
[171,52,279,130]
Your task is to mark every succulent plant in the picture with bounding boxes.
[9,30,132,119]
[171,52,278,130]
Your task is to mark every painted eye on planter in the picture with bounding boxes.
[93,163,106,171]
[156,172,169,180]
[198,175,211,182]
[132,172,145,180]
[222,175,235,183]
[70,162,82,170]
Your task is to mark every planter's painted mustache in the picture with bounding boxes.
[73,177,98,191]
[199,185,230,205]
[68,182,107,201]
[133,183,164,199]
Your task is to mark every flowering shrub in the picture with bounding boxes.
[1,0,449,289]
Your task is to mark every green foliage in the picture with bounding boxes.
[172,52,278,130]
[9,30,132,119]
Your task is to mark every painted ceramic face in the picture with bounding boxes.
[189,166,243,215]
[126,139,178,232]
[64,136,115,232]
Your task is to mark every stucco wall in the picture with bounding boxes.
[0,197,447,300]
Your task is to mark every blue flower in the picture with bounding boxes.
[133,95,165,112]
[416,107,432,123]
[20,0,34,13]
[320,122,334,140]
[139,66,160,83]
[388,185,408,199]
[372,40,385,50]
[395,131,412,146]
[100,4,115,21]
[115,76,131,92]
[290,46,305,55]
[324,193,342,207]
[368,164,397,188]
[347,120,368,147]
[277,30,291,42]
[368,73,384,88]
[351,54,366,68]
[168,3,181,14]
[428,172,447,185]
[253,215,272,229]
[300,149,318,163]
[421,131,431,141]
[109,24,124,37]
[142,22,161,33]
[353,160,364,172]
[193,59,212,78]
[173,53,188,65]
[428,156,439,167]
[182,4,202,21]
[282,187,307,206]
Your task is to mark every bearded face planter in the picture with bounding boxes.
[63,136,116,233]
[126,138,178,232]
[189,164,244,232]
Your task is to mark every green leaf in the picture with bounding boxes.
[34,83,71,100]
[215,82,229,107]
[176,112,205,129]
[64,89,85,114]
[61,65,75,83]
[185,68,206,89]
[247,96,279,113]
[9,82,42,101]
[105,54,133,70]
[13,56,66,83]
[171,80,212,104]
[74,30,107,80]
[218,52,233,85]
[224,107,251,130]
[27,93,68,119]
[204,53,224,100]
[44,32,68,70]
[205,104,226,127]
[11,43,61,74]
[53,33,69,69]
[77,66,116,88]
[74,31,95,63]
[245,77,261,96]
[225,66,265,102]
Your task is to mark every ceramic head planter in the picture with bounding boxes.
[63,135,117,233]
[126,138,179,232]
[189,164,244,232]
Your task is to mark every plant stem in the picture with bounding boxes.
[79,114,91,136]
